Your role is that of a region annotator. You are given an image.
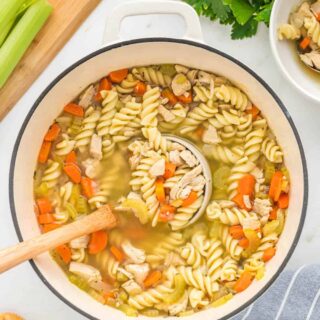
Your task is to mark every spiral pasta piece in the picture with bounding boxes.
[193,85,214,102]
[140,86,160,128]
[261,137,283,163]
[208,109,240,129]
[96,90,118,137]
[177,266,218,297]
[116,74,138,94]
[214,85,249,111]
[53,209,69,224]
[206,144,244,164]
[67,117,82,137]
[128,281,173,310]
[244,128,266,162]
[180,100,218,134]
[205,238,224,281]
[163,165,190,189]
[191,231,210,257]
[71,248,86,262]
[247,233,278,261]
[227,157,256,199]
[95,250,119,279]
[101,136,116,159]
[55,134,75,156]
[42,160,62,189]
[75,107,101,149]
[180,243,204,269]
[220,257,238,282]
[278,23,301,40]
[219,125,237,145]
[132,66,172,87]
[142,127,170,153]
[188,288,209,308]
[305,17,320,46]
[159,103,188,131]
[219,225,243,260]
[235,114,252,144]
[60,181,73,205]
[109,100,142,135]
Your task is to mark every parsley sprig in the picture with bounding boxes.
[184,0,274,39]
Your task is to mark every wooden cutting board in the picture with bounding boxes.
[0,0,101,121]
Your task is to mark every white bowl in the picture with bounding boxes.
[270,0,320,102]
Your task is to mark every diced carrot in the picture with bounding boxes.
[246,105,260,120]
[81,176,94,198]
[160,204,176,215]
[133,81,147,96]
[300,37,311,50]
[55,244,72,264]
[234,271,253,293]
[108,69,128,83]
[229,225,245,240]
[269,171,283,201]
[88,230,108,255]
[262,247,276,262]
[38,141,51,164]
[110,245,125,262]
[44,123,61,142]
[63,103,84,117]
[232,193,249,210]
[177,91,192,104]
[36,198,52,215]
[63,163,81,184]
[182,191,198,207]
[155,178,166,203]
[95,77,112,101]
[38,213,55,224]
[278,193,289,209]
[239,237,250,248]
[104,292,116,300]
[317,13,320,22]
[163,162,176,179]
[195,126,204,139]
[162,88,178,105]
[159,211,175,222]
[237,174,256,196]
[42,223,60,233]
[65,150,77,164]
[269,207,278,220]
[143,270,162,288]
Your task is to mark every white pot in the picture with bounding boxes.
[9,1,308,319]
[270,0,320,102]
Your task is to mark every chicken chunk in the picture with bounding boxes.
[89,134,102,160]
[253,198,272,217]
[125,263,150,285]
[78,85,95,109]
[180,150,198,167]
[300,51,320,70]
[122,280,142,295]
[121,240,146,264]
[82,158,100,179]
[69,262,102,282]
[149,158,165,177]
[202,125,221,144]
[169,150,184,166]
[158,105,175,122]
[171,73,191,96]
[69,235,90,249]
[241,217,260,230]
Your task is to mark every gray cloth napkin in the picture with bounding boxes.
[231,265,320,320]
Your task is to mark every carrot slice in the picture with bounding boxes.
[177,91,192,104]
[195,126,205,139]
[81,177,94,198]
[155,178,166,203]
[63,163,81,184]
[300,37,311,50]
[36,198,52,215]
[95,77,112,101]
[269,171,283,201]
[134,81,147,96]
[143,270,162,288]
[232,193,249,210]
[44,123,61,142]
[88,230,108,255]
[246,105,260,120]
[278,193,289,209]
[42,223,60,233]
[109,69,128,83]
[182,191,198,207]
[63,103,84,117]
[262,247,276,262]
[239,237,250,248]
[237,174,255,196]
[65,150,77,164]
[55,244,72,264]
[163,162,176,179]
[162,88,178,105]
[234,271,253,293]
[38,141,51,164]
[110,245,125,262]
[229,225,244,240]
[104,292,116,300]
[38,213,55,224]
[269,207,278,220]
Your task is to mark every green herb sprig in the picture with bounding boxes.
[184,0,274,39]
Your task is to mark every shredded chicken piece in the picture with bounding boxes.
[121,240,146,264]
[171,73,191,96]
[169,150,184,166]
[82,158,100,179]
[122,280,142,295]
[149,158,165,177]
[69,262,101,282]
[78,85,95,109]
[158,105,175,122]
[241,217,260,230]
[180,150,198,167]
[69,235,89,249]
[202,125,221,144]
[90,134,102,160]
[125,263,150,285]
[253,198,272,217]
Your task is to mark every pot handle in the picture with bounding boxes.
[103,0,203,45]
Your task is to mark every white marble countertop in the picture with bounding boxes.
[0,0,319,318]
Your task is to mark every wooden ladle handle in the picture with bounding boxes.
[0,205,117,274]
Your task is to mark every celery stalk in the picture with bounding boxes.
[0,0,52,88]
[0,0,24,46]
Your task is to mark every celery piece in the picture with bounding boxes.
[68,274,90,292]
[262,220,279,237]
[65,202,78,220]
[76,196,89,215]
[0,0,24,47]
[213,166,231,190]
[0,0,52,88]
[121,198,149,224]
[212,293,233,307]
[159,64,176,77]
[118,304,138,317]
[34,182,48,197]
[164,274,186,304]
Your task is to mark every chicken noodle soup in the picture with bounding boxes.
[278,1,320,72]
[34,64,290,316]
